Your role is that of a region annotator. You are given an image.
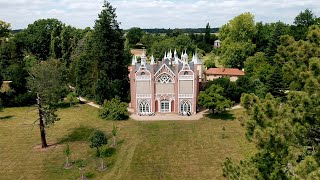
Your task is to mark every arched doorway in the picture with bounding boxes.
[160,100,170,113]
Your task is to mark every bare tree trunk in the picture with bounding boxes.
[113,136,116,147]
[66,156,69,166]
[101,158,105,170]
[37,93,48,148]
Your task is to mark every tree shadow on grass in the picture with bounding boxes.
[205,111,235,121]
[0,115,14,120]
[53,102,81,109]
[58,126,95,143]
[102,147,117,157]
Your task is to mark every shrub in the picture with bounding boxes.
[66,92,80,106]
[99,97,129,120]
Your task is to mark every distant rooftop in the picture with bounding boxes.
[206,68,244,76]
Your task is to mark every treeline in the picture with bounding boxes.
[126,23,218,57]
[141,27,219,34]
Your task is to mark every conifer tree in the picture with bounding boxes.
[92,1,131,104]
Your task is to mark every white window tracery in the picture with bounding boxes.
[180,100,191,113]
[139,100,150,113]
[157,73,173,83]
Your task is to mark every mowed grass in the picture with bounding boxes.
[0,105,254,179]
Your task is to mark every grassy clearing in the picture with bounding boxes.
[203,53,223,68]
[0,105,254,179]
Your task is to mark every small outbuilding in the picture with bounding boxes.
[214,40,221,48]
[205,68,244,82]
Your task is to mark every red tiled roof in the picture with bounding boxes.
[206,68,244,76]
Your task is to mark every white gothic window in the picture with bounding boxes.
[157,73,173,83]
[139,100,150,113]
[180,100,191,113]
[184,71,189,75]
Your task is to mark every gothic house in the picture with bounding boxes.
[129,49,203,115]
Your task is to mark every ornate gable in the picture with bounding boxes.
[136,65,151,81]
[154,63,176,79]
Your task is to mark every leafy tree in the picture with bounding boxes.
[50,23,63,59]
[99,96,129,120]
[291,9,318,40]
[294,9,316,27]
[198,84,232,113]
[220,12,256,42]
[66,92,80,107]
[89,130,108,156]
[150,35,196,59]
[206,77,242,103]
[0,20,11,41]
[75,159,87,180]
[64,143,72,168]
[126,27,144,45]
[23,19,63,60]
[219,13,257,68]
[27,59,67,148]
[221,41,255,68]
[89,130,108,170]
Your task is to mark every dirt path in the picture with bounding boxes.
[77,97,101,109]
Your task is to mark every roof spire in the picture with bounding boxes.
[131,55,136,65]
[194,50,202,64]
[164,51,167,60]
[151,55,155,65]
[141,49,146,66]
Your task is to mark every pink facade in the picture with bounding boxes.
[129,50,202,115]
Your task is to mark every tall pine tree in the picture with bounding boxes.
[92,1,130,103]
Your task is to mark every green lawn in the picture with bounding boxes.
[0,105,254,179]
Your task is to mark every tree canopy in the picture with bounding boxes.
[126,27,144,45]
[219,12,256,68]
[198,84,233,113]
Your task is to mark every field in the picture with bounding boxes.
[0,104,254,179]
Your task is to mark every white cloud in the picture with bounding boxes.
[0,0,319,29]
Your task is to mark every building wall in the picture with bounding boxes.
[156,83,174,94]
[206,75,240,82]
[179,81,193,94]
[136,81,151,94]
[131,63,201,115]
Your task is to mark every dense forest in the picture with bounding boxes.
[0,0,320,177]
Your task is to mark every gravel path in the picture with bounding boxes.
[77,97,101,109]
[76,94,242,121]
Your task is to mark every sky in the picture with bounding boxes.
[1,0,320,30]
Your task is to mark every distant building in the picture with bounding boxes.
[214,40,221,48]
[129,49,203,115]
[205,68,244,82]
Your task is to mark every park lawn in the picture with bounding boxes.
[0,105,254,179]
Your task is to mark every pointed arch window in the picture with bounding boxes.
[180,100,191,113]
[157,73,173,83]
[139,100,150,113]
